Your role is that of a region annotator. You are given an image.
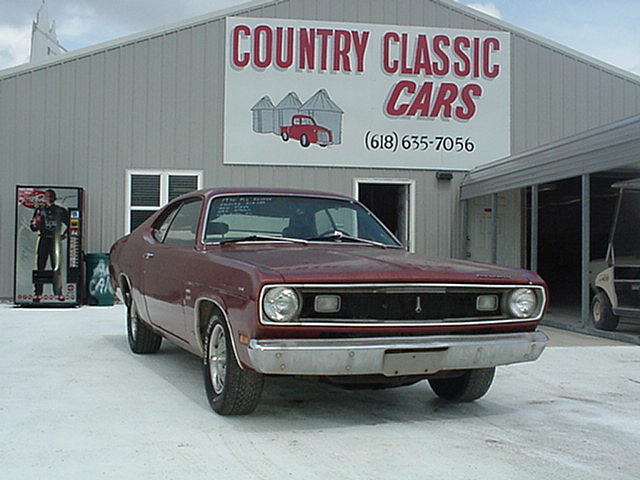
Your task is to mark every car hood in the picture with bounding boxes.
[211,244,541,285]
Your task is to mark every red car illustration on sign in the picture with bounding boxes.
[280,115,333,147]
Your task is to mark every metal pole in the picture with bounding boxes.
[461,199,469,259]
[531,185,538,272]
[581,174,590,328]
[491,193,499,264]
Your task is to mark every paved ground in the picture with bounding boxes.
[1,304,639,480]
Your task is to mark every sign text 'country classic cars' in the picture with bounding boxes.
[225,18,510,170]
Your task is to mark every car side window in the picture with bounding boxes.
[163,199,203,246]
[153,203,182,242]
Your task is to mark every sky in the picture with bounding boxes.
[0,0,639,75]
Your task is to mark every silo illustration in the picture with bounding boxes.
[300,89,344,144]
[251,95,276,133]
[275,92,302,132]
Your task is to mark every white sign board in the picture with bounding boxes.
[224,17,510,170]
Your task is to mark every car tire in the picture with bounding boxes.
[127,299,162,354]
[428,367,495,402]
[281,131,289,142]
[203,314,264,415]
[591,291,619,331]
[300,134,310,148]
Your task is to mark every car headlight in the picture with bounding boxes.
[505,288,538,318]
[263,287,300,322]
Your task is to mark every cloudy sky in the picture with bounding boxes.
[1,0,639,75]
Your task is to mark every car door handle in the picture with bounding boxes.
[143,252,154,259]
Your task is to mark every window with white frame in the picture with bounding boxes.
[126,170,203,233]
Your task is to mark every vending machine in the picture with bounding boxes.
[14,186,85,306]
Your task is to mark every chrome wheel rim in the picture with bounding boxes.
[209,324,227,395]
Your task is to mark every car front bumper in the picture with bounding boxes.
[247,331,548,376]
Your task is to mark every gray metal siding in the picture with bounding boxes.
[1,0,640,297]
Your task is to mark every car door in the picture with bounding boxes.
[142,197,203,340]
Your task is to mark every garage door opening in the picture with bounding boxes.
[527,173,633,315]
[356,180,413,250]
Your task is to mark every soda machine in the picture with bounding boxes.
[14,186,85,306]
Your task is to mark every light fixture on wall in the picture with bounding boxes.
[436,171,453,181]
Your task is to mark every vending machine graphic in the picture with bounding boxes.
[14,186,84,306]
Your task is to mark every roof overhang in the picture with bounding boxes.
[460,114,640,200]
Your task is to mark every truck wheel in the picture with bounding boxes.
[591,291,619,331]
[300,134,310,148]
[281,131,289,142]
[203,314,264,415]
[428,367,495,402]
[127,299,162,354]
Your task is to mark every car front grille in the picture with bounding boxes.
[299,290,505,322]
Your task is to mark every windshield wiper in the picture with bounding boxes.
[306,231,390,248]
[219,235,308,245]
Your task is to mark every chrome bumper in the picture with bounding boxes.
[247,331,548,377]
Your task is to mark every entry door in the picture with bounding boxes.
[142,199,203,340]
[357,181,412,249]
[467,190,522,267]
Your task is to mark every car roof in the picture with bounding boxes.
[612,178,640,190]
[180,187,355,202]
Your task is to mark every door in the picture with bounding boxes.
[142,198,203,340]
[356,181,413,250]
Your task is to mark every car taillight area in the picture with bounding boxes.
[259,284,546,327]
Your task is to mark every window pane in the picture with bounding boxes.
[169,175,199,201]
[130,210,156,231]
[163,200,203,246]
[153,204,182,242]
[131,175,160,207]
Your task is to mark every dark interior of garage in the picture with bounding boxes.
[525,172,637,313]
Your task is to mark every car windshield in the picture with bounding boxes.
[204,195,401,247]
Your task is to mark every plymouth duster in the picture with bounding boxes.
[110,188,548,415]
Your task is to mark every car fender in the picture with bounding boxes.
[193,296,247,369]
[594,266,617,308]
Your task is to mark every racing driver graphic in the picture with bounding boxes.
[30,189,69,301]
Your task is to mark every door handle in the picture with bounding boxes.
[143,252,154,259]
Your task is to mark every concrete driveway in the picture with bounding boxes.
[1,304,638,479]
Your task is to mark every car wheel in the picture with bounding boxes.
[428,367,495,402]
[591,291,619,331]
[281,131,289,141]
[300,134,310,148]
[127,299,162,354]
[203,314,264,415]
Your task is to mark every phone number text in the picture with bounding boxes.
[364,131,476,153]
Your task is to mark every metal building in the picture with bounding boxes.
[1,0,640,302]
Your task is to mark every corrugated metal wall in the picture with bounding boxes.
[1,0,640,297]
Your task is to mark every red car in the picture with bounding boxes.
[110,188,548,415]
[280,115,333,147]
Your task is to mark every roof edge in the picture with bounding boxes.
[2,0,640,87]
[431,0,640,86]
[0,0,286,80]
[465,113,640,178]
